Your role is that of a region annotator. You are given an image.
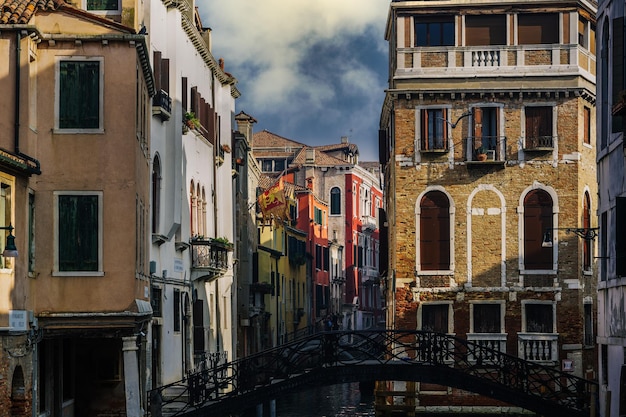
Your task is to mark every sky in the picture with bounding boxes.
[199,1,390,162]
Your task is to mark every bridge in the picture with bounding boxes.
[148,330,598,417]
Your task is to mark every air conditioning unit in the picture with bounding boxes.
[485,150,496,161]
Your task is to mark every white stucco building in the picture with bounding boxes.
[147,0,239,388]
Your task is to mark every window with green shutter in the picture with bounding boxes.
[58,60,101,130]
[58,194,99,271]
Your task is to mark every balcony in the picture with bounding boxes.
[190,237,232,279]
[419,136,448,154]
[467,333,507,363]
[517,333,558,363]
[523,136,555,151]
[465,136,507,165]
[152,89,172,121]
[396,44,595,81]
[361,215,377,232]
[360,266,379,284]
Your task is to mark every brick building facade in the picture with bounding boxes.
[380,0,598,414]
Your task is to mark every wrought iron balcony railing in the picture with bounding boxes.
[190,238,232,275]
[152,89,172,121]
[524,135,555,151]
[465,136,507,163]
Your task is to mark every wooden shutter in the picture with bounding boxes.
[616,197,626,276]
[518,13,559,44]
[193,299,205,354]
[182,77,188,110]
[161,58,170,93]
[465,15,506,46]
[420,191,450,270]
[524,190,553,270]
[153,52,162,91]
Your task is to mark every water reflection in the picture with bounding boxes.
[266,382,374,417]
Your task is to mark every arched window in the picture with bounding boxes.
[524,190,553,270]
[151,155,161,233]
[420,190,450,270]
[196,183,202,237]
[330,187,341,215]
[190,180,196,236]
[583,192,592,271]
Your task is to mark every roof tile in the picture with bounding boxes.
[0,0,62,24]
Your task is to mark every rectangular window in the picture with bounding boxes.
[415,17,455,47]
[583,107,591,145]
[584,303,594,346]
[173,288,181,332]
[616,197,626,277]
[0,181,13,269]
[86,0,119,11]
[525,106,553,149]
[57,193,101,273]
[613,17,624,134]
[421,304,449,333]
[465,15,506,46]
[315,244,322,270]
[518,13,559,45]
[323,246,329,272]
[525,303,553,333]
[57,59,102,131]
[473,304,501,333]
[151,287,162,317]
[28,192,35,273]
[314,207,323,225]
[420,108,448,151]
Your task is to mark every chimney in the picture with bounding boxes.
[341,136,348,144]
[219,58,225,70]
[305,148,315,164]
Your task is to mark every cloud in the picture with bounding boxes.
[198,0,389,160]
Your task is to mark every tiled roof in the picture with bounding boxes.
[291,146,348,167]
[253,130,306,150]
[0,0,62,24]
[315,142,359,154]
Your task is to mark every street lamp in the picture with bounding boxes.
[0,224,18,257]
[542,227,599,248]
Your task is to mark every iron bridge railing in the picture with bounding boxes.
[148,330,597,417]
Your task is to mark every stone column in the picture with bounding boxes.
[122,336,141,417]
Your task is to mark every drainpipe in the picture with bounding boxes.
[14,31,42,175]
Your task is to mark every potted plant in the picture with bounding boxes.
[184,112,200,129]
[475,146,488,161]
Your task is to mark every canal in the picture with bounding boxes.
[247,382,375,417]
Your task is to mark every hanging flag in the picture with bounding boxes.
[258,177,288,221]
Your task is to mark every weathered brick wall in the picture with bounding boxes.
[388,93,597,361]
[0,335,33,417]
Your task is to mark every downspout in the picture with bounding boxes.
[15,31,42,175]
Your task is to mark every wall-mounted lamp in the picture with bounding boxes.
[0,224,17,257]
[542,227,599,248]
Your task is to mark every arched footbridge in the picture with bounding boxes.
[148,330,597,417]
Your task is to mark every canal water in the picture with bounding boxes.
[253,382,375,417]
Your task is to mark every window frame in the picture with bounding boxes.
[470,302,505,334]
[330,187,341,215]
[521,301,556,334]
[53,191,104,276]
[83,0,121,15]
[523,105,555,150]
[519,188,557,274]
[419,302,453,333]
[517,13,559,45]
[0,175,15,271]
[416,189,454,274]
[414,16,455,47]
[418,107,449,152]
[55,57,104,133]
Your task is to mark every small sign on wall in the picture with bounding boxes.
[562,359,574,372]
[174,258,184,273]
[9,310,28,331]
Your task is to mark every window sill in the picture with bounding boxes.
[53,128,104,135]
[416,270,454,276]
[0,268,13,274]
[52,271,104,277]
[519,269,557,275]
